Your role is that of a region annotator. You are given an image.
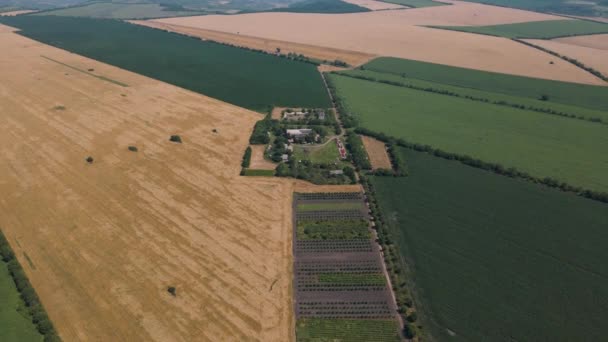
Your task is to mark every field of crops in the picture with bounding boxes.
[340,69,608,122]
[381,0,445,7]
[370,147,608,341]
[0,262,41,342]
[34,3,203,19]
[329,74,608,193]
[296,318,401,342]
[435,19,608,39]
[0,16,330,111]
[270,0,370,13]
[458,0,608,17]
[363,57,608,111]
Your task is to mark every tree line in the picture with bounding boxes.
[354,127,608,204]
[359,176,421,339]
[0,230,61,342]
[514,39,608,82]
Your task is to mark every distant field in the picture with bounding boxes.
[0,15,330,111]
[34,3,203,19]
[459,0,608,18]
[269,0,370,13]
[329,74,608,192]
[371,148,608,341]
[380,0,445,7]
[0,262,42,342]
[340,69,608,121]
[435,19,608,38]
[363,57,608,111]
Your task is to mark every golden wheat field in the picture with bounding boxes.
[524,38,608,78]
[554,33,608,51]
[151,2,605,84]
[0,25,359,342]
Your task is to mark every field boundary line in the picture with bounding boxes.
[40,55,129,87]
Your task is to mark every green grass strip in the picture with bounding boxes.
[41,55,128,87]
[242,169,275,177]
[297,219,370,240]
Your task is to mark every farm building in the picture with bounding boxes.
[286,128,313,139]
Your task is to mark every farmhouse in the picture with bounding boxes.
[286,128,313,139]
[283,110,308,121]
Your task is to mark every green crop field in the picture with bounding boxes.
[370,147,608,341]
[0,262,42,342]
[269,0,370,13]
[329,74,608,192]
[297,202,363,212]
[34,3,204,19]
[296,318,401,342]
[0,16,331,111]
[339,69,608,122]
[362,57,608,111]
[380,0,446,7]
[434,19,608,39]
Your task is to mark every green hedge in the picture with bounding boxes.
[0,230,61,342]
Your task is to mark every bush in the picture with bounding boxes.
[169,135,182,143]
[85,156,94,164]
[241,147,252,168]
[128,146,138,152]
[167,286,176,296]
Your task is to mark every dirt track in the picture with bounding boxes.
[0,25,359,342]
[151,3,604,84]
[130,20,375,67]
[524,38,608,78]
[0,10,35,16]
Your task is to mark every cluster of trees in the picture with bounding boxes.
[372,143,408,177]
[249,118,280,144]
[359,177,421,339]
[241,147,252,168]
[275,159,356,185]
[355,127,608,204]
[337,72,605,124]
[515,39,608,82]
[0,231,61,342]
[345,131,372,170]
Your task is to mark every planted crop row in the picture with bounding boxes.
[297,219,370,240]
[296,318,401,342]
[295,192,363,201]
[296,202,363,212]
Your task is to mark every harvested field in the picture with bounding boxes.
[0,26,364,342]
[342,0,406,10]
[131,20,375,67]
[0,10,34,16]
[360,135,391,170]
[249,145,277,170]
[150,4,604,83]
[555,33,608,50]
[523,38,608,77]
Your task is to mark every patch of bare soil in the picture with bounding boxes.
[361,135,392,170]
[342,0,407,10]
[249,145,277,170]
[554,34,608,51]
[129,20,376,67]
[0,10,35,16]
[524,38,608,79]
[149,5,605,84]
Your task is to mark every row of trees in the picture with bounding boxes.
[241,147,252,168]
[336,72,605,124]
[345,131,372,170]
[0,231,61,342]
[515,39,608,82]
[359,176,421,339]
[354,127,608,204]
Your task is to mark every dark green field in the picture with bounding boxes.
[435,19,608,39]
[0,15,331,111]
[362,57,608,111]
[370,148,608,341]
[380,0,445,7]
[0,262,42,342]
[269,0,370,13]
